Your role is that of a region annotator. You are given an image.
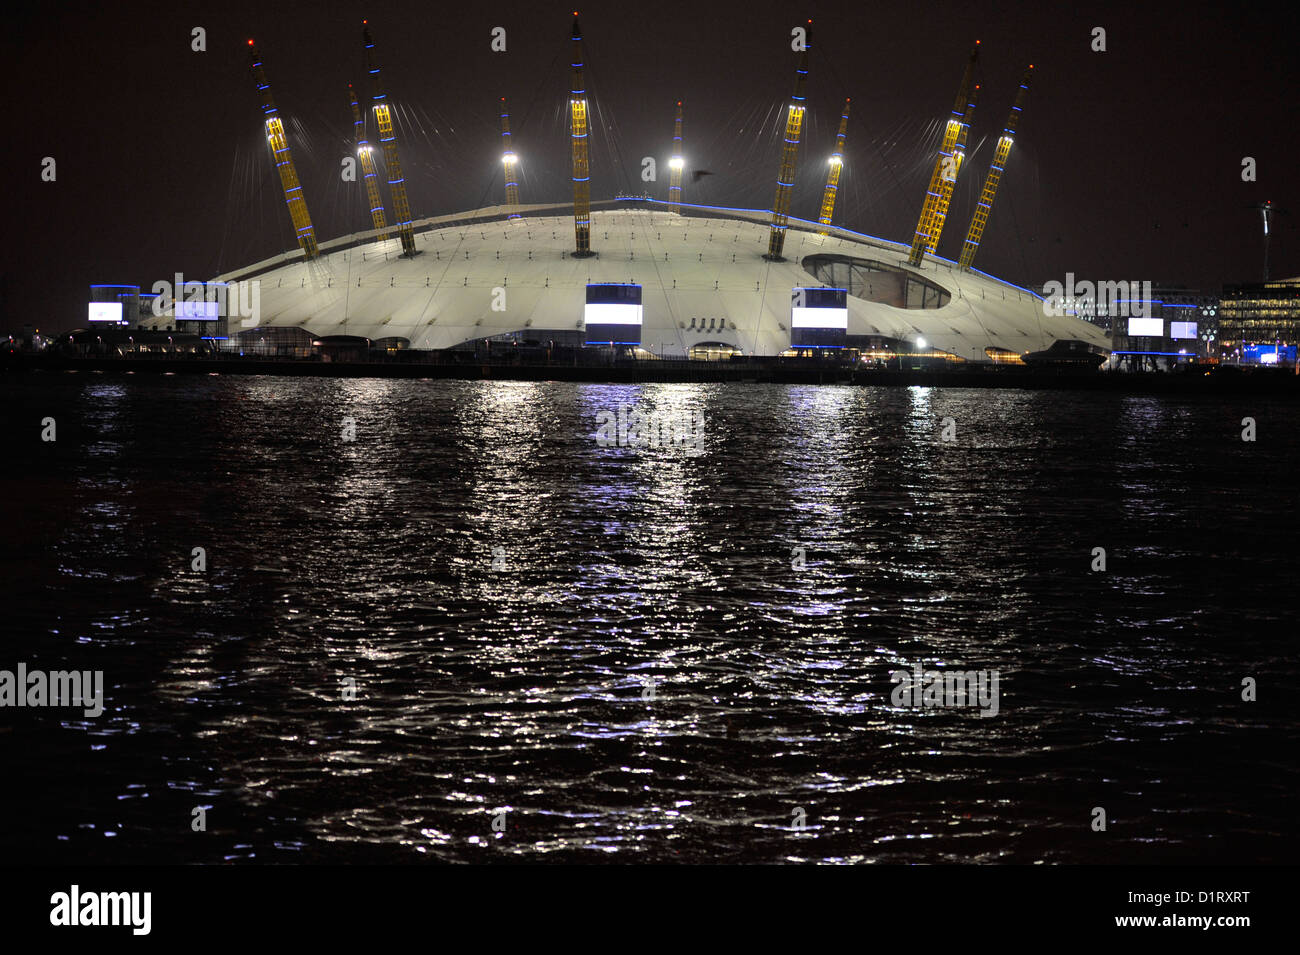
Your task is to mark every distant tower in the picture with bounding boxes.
[362,21,417,257]
[766,20,812,261]
[668,101,684,213]
[959,66,1033,271]
[248,40,318,259]
[908,43,980,267]
[349,85,389,238]
[817,98,851,235]
[500,97,521,219]
[1252,200,1275,281]
[569,13,593,257]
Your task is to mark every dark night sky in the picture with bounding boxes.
[4,0,1297,334]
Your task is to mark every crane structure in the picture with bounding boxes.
[667,100,684,214]
[1247,200,1276,281]
[248,40,319,259]
[907,43,980,267]
[349,85,389,238]
[958,66,1032,271]
[569,13,593,256]
[817,98,851,235]
[499,97,521,219]
[766,20,811,260]
[362,21,417,257]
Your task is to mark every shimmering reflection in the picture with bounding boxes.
[3,379,1297,864]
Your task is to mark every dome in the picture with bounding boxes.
[196,201,1109,362]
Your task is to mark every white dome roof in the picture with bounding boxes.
[205,202,1110,361]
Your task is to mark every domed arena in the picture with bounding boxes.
[133,15,1111,366]
[203,199,1108,362]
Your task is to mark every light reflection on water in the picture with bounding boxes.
[1,377,1297,863]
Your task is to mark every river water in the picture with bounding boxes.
[2,375,1296,863]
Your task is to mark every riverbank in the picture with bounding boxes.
[4,352,1297,394]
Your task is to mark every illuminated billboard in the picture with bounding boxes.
[175,300,221,320]
[1169,321,1198,340]
[1244,344,1296,364]
[1127,317,1164,337]
[88,302,123,323]
[791,287,848,347]
[584,284,642,345]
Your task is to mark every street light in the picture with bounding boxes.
[912,336,928,370]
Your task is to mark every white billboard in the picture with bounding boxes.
[583,303,643,326]
[1127,317,1164,336]
[88,302,123,323]
[1169,321,1198,340]
[585,284,643,345]
[791,306,848,329]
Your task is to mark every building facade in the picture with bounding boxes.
[1217,279,1300,365]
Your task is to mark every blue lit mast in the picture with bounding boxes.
[362,20,417,257]
[766,20,812,261]
[959,66,1033,271]
[908,43,980,267]
[248,39,319,259]
[667,101,684,214]
[817,97,851,235]
[349,84,389,238]
[569,12,593,257]
[500,97,521,218]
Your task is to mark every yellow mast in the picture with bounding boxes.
[362,20,417,257]
[248,40,318,259]
[668,101,684,213]
[958,65,1033,271]
[766,20,811,260]
[907,43,980,267]
[500,97,521,219]
[925,81,979,257]
[817,97,851,234]
[569,13,593,256]
[349,85,389,238]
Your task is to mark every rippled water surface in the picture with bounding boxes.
[2,376,1296,863]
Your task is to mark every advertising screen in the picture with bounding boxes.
[585,284,643,345]
[791,308,849,329]
[1244,344,1296,364]
[88,302,123,323]
[791,288,848,347]
[1169,321,1198,339]
[1127,317,1164,337]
